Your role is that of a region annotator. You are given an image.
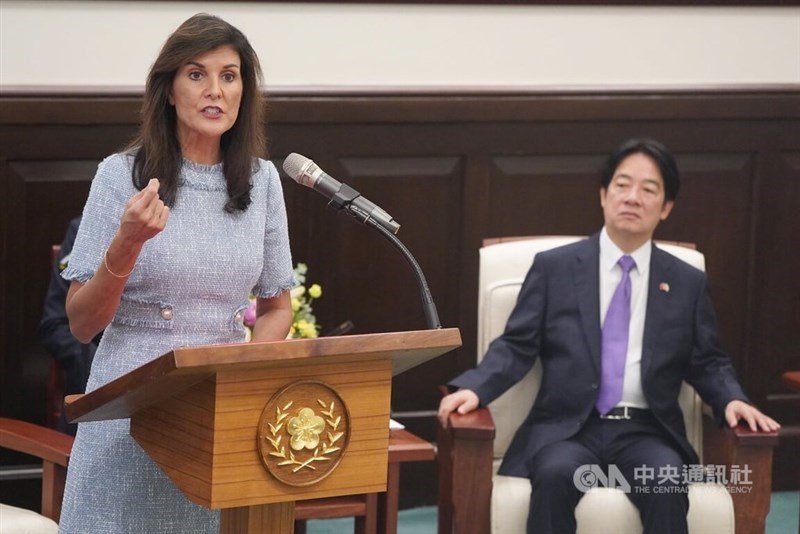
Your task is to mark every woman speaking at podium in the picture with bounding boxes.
[59,13,295,533]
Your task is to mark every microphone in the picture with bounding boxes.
[283,153,400,235]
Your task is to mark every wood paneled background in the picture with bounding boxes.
[1,86,798,509]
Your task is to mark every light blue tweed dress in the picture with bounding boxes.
[59,153,295,533]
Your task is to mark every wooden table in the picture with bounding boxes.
[782,371,800,392]
[380,428,437,534]
[295,428,436,534]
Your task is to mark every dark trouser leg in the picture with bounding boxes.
[526,440,599,534]
[607,422,689,534]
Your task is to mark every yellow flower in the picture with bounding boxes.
[287,262,323,339]
[308,284,322,299]
[293,320,315,339]
[300,322,319,338]
[287,407,325,450]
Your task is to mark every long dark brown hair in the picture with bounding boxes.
[125,13,266,212]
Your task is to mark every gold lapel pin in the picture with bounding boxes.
[659,282,670,293]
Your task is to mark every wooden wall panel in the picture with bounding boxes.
[757,150,800,491]
[1,87,798,504]
[489,155,605,235]
[754,151,800,409]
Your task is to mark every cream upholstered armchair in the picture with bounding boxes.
[0,417,70,534]
[437,236,779,534]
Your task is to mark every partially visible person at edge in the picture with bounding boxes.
[438,138,780,534]
[59,13,295,533]
[40,216,100,436]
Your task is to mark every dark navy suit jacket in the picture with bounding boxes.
[451,233,748,478]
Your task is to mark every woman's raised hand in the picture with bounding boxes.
[119,178,170,244]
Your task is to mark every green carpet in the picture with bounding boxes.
[767,491,800,534]
[307,491,799,533]
[306,506,435,534]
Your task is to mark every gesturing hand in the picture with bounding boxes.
[119,178,170,244]
[66,178,171,341]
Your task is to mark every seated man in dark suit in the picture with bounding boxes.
[40,216,101,435]
[438,138,780,534]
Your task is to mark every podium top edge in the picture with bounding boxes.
[169,328,462,369]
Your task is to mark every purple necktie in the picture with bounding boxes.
[596,255,636,416]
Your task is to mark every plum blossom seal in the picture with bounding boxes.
[288,407,326,451]
[257,380,350,487]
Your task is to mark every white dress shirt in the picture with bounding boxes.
[599,228,650,409]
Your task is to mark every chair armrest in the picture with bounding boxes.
[702,416,778,534]
[437,390,496,534]
[0,417,73,466]
[447,406,496,440]
[725,424,780,446]
[0,417,74,522]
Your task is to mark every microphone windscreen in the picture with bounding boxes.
[282,153,309,181]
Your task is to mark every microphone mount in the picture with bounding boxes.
[328,183,363,217]
[360,214,442,330]
[326,182,441,329]
[284,152,441,329]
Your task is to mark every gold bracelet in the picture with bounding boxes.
[103,248,135,278]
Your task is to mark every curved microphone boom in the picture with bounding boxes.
[282,153,441,330]
[283,153,400,235]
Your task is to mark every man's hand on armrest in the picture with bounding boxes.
[438,389,480,427]
[724,400,781,432]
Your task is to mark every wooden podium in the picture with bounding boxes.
[65,328,461,533]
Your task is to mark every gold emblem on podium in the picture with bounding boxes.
[257,380,350,486]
